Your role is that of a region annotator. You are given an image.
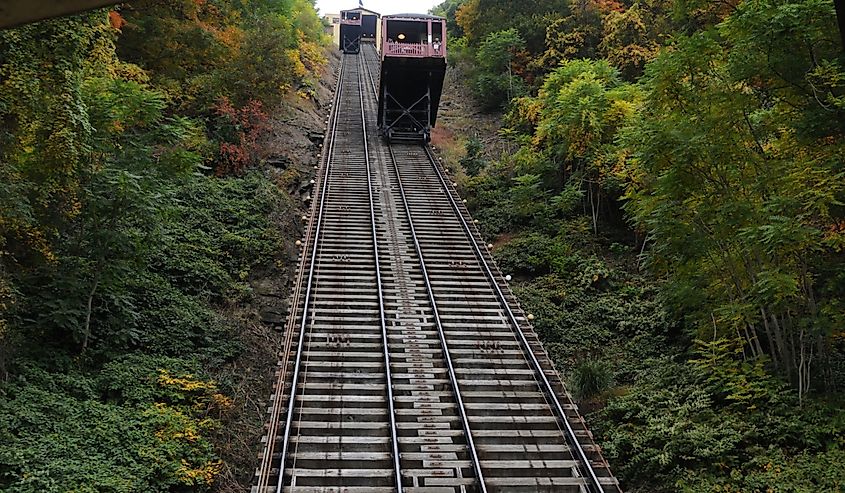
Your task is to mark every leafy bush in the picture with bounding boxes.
[463,171,519,237]
[0,361,228,492]
[472,29,529,109]
[459,137,487,176]
[122,272,237,358]
[495,234,567,276]
[570,359,613,399]
[212,98,269,176]
[513,271,669,362]
[150,171,287,301]
[597,347,845,492]
[98,355,203,404]
[116,0,327,115]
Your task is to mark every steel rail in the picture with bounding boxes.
[260,52,346,493]
[274,54,349,493]
[356,51,405,493]
[386,145,489,493]
[421,145,606,493]
[359,42,487,492]
[361,44,379,95]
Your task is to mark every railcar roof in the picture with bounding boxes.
[343,7,381,16]
[385,13,445,20]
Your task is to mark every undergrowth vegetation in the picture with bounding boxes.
[0,2,323,490]
[0,171,288,492]
[1,358,228,492]
[435,0,845,490]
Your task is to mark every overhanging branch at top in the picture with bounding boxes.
[0,0,121,29]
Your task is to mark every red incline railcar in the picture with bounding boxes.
[377,14,447,142]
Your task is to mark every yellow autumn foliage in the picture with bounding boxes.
[177,459,223,486]
[158,369,218,393]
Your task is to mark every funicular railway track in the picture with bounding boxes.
[254,45,621,493]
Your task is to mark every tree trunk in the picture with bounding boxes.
[0,336,8,382]
[81,271,100,353]
[636,234,648,271]
[747,322,765,359]
[836,0,845,51]
[507,62,513,102]
[760,307,779,366]
[798,326,806,406]
[766,307,790,372]
[797,326,814,406]
[742,324,760,359]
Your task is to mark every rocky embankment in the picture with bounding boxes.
[214,49,341,493]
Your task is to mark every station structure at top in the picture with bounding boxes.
[324,6,382,48]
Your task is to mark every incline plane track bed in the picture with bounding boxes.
[254,46,622,493]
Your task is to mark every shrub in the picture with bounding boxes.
[570,359,613,400]
[459,137,487,176]
[596,350,845,492]
[212,98,269,176]
[0,361,227,492]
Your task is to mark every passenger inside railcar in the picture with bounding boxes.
[341,10,361,21]
[386,20,427,44]
[382,17,445,57]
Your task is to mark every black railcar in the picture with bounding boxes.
[377,14,447,142]
[339,10,362,54]
[361,12,378,41]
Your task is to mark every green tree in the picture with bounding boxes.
[508,59,640,232]
[0,14,112,261]
[599,1,668,80]
[459,136,487,176]
[473,29,528,109]
[116,0,326,113]
[456,0,571,53]
[431,0,467,38]
[623,0,845,398]
[539,0,604,66]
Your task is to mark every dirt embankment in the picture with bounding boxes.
[213,48,341,493]
[432,62,510,169]
[253,49,341,330]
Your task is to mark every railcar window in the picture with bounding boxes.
[387,20,428,44]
